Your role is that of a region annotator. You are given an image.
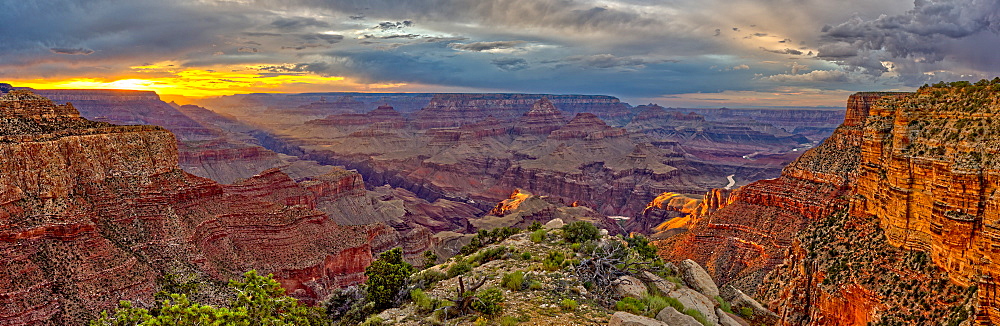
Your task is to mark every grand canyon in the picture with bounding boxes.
[2,79,999,325]
[3,0,999,325]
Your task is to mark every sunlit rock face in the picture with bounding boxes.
[654,86,1000,324]
[0,91,374,325]
[35,89,285,184]
[651,92,904,324]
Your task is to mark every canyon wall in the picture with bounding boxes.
[35,89,285,184]
[655,85,1000,325]
[0,91,375,325]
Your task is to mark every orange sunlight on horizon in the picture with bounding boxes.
[8,64,409,99]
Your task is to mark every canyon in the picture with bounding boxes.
[0,89,387,324]
[197,92,830,230]
[0,83,861,324]
[654,82,1000,325]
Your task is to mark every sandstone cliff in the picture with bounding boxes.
[0,91,375,325]
[35,89,286,184]
[655,85,1000,325]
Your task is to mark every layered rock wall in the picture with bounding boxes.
[0,91,374,325]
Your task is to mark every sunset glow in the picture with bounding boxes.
[6,67,391,98]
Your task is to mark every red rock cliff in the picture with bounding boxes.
[0,91,373,325]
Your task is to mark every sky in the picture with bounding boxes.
[1,0,998,107]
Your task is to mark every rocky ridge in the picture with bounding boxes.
[0,91,377,325]
[654,82,1000,325]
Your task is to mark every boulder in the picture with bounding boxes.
[544,218,565,230]
[655,307,702,326]
[679,259,720,298]
[717,308,751,326]
[610,311,669,326]
[668,287,718,325]
[721,285,778,323]
[615,275,648,298]
[639,271,678,295]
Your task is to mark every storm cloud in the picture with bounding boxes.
[816,0,1000,80]
[450,41,526,52]
[1,0,998,106]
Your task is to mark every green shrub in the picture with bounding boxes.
[469,246,509,265]
[410,288,448,315]
[471,288,505,315]
[530,229,546,243]
[520,251,532,260]
[91,270,325,326]
[615,297,646,315]
[502,271,525,291]
[528,280,543,290]
[542,251,566,271]
[714,296,732,314]
[684,308,710,326]
[570,243,582,251]
[461,227,522,255]
[665,296,684,312]
[625,234,659,260]
[643,295,669,317]
[562,221,599,243]
[365,247,415,309]
[739,307,754,319]
[559,299,578,311]
[360,315,384,326]
[411,269,448,289]
[447,260,472,278]
[422,250,438,268]
[499,316,522,326]
[528,221,543,231]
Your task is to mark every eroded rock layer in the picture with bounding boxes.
[656,85,1000,325]
[35,89,285,184]
[0,91,374,325]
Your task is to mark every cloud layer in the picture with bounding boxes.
[0,0,997,106]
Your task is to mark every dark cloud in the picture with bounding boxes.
[565,54,650,69]
[762,70,849,83]
[363,34,422,39]
[270,17,331,31]
[817,0,1000,78]
[492,58,528,71]
[50,47,94,55]
[300,33,344,43]
[761,47,804,55]
[450,41,526,52]
[376,21,413,30]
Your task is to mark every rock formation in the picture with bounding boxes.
[35,89,286,184]
[654,84,1000,325]
[0,91,375,325]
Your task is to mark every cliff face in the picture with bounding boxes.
[652,93,894,290]
[849,85,1000,323]
[0,91,374,325]
[410,94,631,128]
[34,89,285,184]
[656,86,1000,325]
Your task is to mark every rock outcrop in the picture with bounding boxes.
[0,91,375,325]
[656,84,1000,325]
[35,89,286,184]
[514,98,568,135]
